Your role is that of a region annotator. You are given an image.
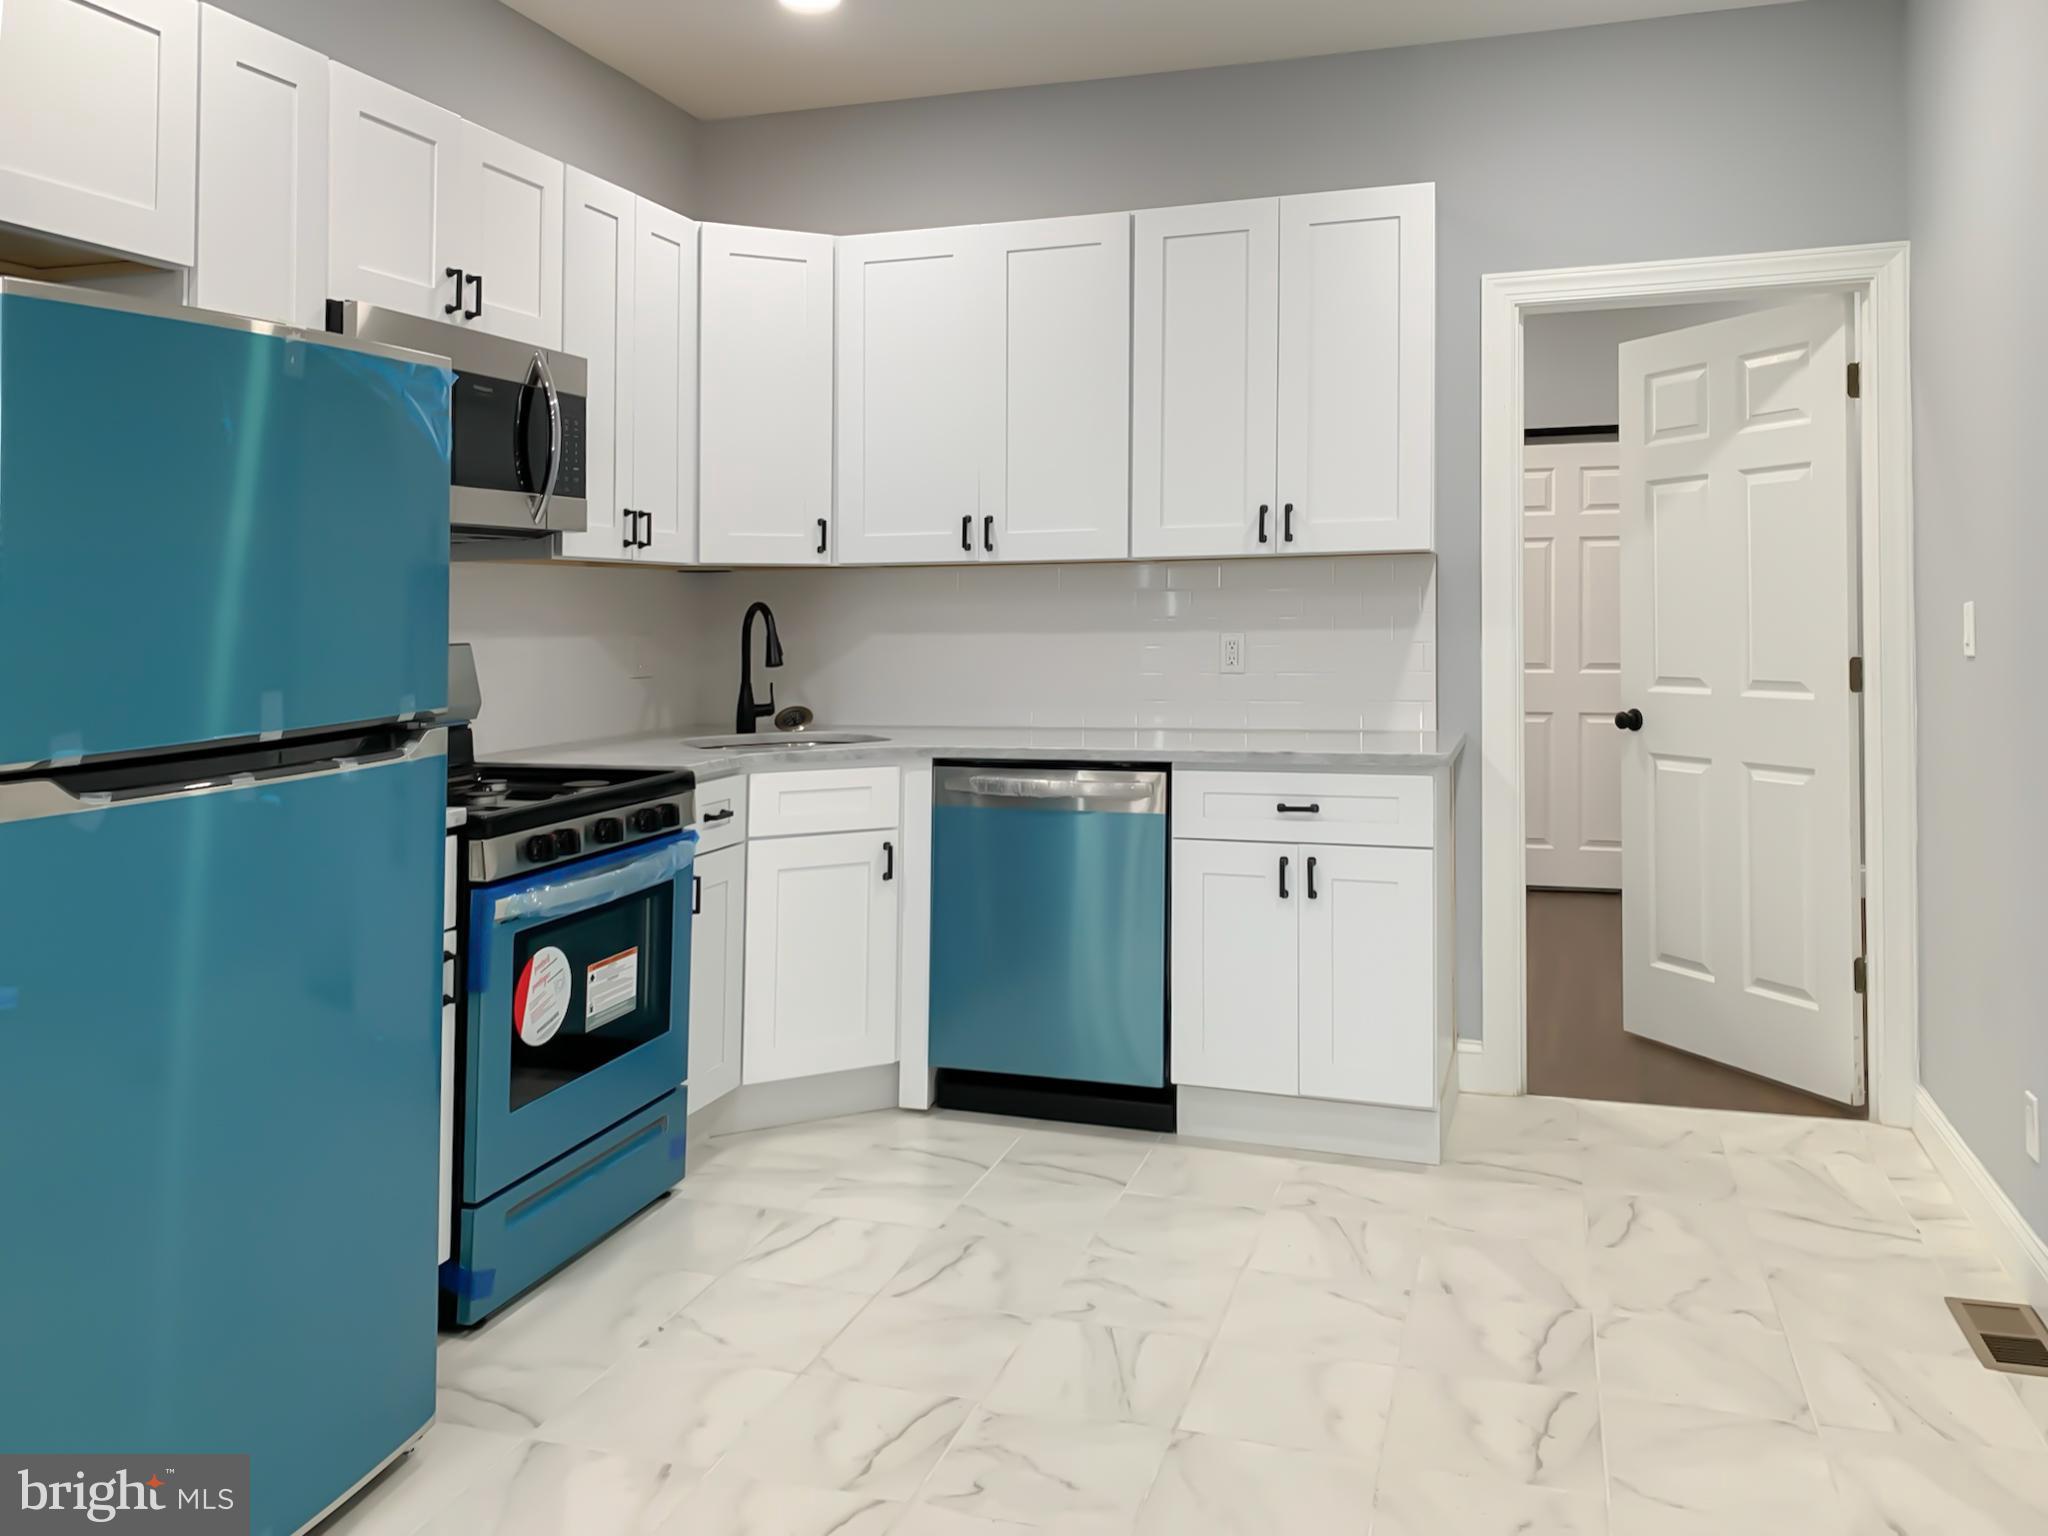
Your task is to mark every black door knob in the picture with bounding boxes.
[1615,708,1644,731]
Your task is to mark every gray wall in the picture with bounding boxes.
[210,0,704,214]
[1907,0,2047,1234]
[1523,301,1757,431]
[695,0,1910,1040]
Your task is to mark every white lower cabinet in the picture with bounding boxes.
[1172,783,1438,1110]
[688,844,745,1113]
[743,829,899,1085]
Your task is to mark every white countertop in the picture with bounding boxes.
[498,724,1464,784]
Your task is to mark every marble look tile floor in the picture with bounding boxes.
[318,1097,2047,1536]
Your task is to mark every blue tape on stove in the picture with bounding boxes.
[438,1259,496,1300]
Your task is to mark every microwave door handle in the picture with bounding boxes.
[526,348,563,527]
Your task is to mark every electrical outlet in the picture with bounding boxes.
[1220,633,1246,675]
[1964,601,1977,659]
[2026,1091,2040,1164]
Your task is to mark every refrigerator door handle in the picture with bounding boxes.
[526,349,563,527]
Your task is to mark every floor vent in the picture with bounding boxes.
[1947,1297,2048,1377]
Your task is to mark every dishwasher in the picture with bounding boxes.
[929,763,1172,1131]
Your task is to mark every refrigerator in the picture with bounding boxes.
[0,281,453,1535]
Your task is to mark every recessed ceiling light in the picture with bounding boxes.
[779,0,841,14]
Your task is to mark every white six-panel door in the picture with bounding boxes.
[743,831,898,1084]
[687,844,745,1113]
[0,0,197,266]
[1277,184,1434,554]
[631,197,700,565]
[1523,440,1626,889]
[1170,838,1299,1096]
[559,168,636,562]
[1618,296,1861,1104]
[836,226,984,565]
[980,213,1131,562]
[1131,198,1280,559]
[458,121,562,349]
[192,6,327,328]
[700,223,836,566]
[328,64,466,321]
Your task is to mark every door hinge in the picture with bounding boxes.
[1846,361,1862,399]
[1849,655,1864,693]
[1853,956,1868,994]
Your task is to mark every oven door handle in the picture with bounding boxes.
[526,348,563,527]
[489,832,695,925]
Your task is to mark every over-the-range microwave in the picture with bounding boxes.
[326,301,588,538]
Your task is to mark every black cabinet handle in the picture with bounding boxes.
[983,515,994,553]
[704,808,735,823]
[961,514,972,553]
[466,272,483,321]
[816,518,829,555]
[1275,802,1321,815]
[1615,708,1644,732]
[882,841,895,881]
[1283,502,1295,542]
[640,510,654,548]
[442,991,455,1006]
[1258,504,1270,544]
[444,266,466,316]
[692,874,702,915]
[1278,855,1290,899]
[1306,855,1319,901]
[622,509,637,549]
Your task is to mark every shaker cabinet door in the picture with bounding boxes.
[329,64,466,320]
[1170,838,1299,1097]
[559,167,638,562]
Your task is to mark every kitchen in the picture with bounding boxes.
[5,2,2046,1534]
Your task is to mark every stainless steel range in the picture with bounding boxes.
[440,647,697,1326]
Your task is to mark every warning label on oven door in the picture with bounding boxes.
[585,947,640,1029]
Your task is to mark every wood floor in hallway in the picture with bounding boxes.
[1525,888,1861,1120]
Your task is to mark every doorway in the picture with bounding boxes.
[1472,244,1919,1128]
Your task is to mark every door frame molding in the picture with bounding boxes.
[1470,241,1917,1125]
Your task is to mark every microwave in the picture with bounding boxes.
[326,301,588,537]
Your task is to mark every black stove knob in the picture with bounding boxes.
[629,806,663,835]
[552,827,582,858]
[656,802,682,830]
[592,816,624,845]
[522,834,554,864]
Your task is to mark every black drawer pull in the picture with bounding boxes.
[1276,802,1321,815]
[1306,855,1319,900]
[882,840,895,881]
[1278,855,1290,899]
[703,808,735,823]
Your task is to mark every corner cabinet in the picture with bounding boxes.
[699,224,835,566]
[1133,185,1434,558]
[0,0,198,266]
[1170,767,1453,1161]
[192,7,327,328]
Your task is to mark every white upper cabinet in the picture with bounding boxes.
[699,223,835,566]
[0,0,198,266]
[980,213,1130,563]
[1133,184,1434,557]
[192,6,327,329]
[836,226,983,566]
[629,197,700,565]
[328,64,466,321]
[1131,198,1279,559]
[1277,184,1434,553]
[457,121,563,349]
[559,168,637,563]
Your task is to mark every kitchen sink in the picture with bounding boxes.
[681,732,888,750]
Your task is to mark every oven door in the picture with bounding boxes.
[463,832,692,1202]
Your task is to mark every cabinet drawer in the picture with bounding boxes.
[748,766,901,839]
[694,779,748,854]
[1174,771,1432,848]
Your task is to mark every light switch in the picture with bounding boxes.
[1963,601,1976,659]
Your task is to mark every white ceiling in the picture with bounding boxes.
[500,0,1803,121]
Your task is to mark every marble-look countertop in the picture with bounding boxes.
[497,725,1464,785]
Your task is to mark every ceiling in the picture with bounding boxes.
[500,0,1802,121]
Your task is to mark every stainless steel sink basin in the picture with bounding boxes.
[682,732,888,751]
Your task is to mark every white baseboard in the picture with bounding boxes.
[1177,1086,1442,1165]
[1457,1035,1519,1097]
[1914,1087,2048,1311]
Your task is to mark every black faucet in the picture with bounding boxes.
[734,601,785,734]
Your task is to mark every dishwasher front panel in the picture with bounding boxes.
[929,765,1168,1090]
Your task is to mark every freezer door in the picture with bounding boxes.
[0,284,451,769]
[0,743,446,1535]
